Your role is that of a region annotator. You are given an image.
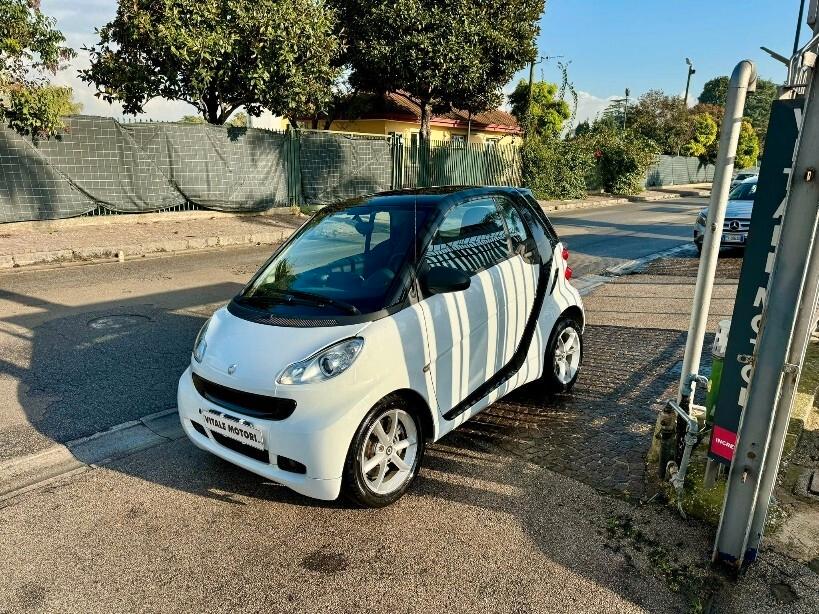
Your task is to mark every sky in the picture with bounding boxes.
[42,0,809,126]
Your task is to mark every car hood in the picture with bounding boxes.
[699,199,753,220]
[193,305,368,395]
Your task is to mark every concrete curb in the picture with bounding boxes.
[540,188,709,213]
[2,228,295,270]
[0,408,183,505]
[0,243,697,504]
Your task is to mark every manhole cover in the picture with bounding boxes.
[87,314,151,330]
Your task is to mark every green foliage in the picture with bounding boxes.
[699,75,777,144]
[82,0,340,124]
[521,135,592,200]
[583,126,659,195]
[509,80,571,138]
[681,112,718,158]
[628,90,692,155]
[736,120,760,169]
[336,0,543,142]
[226,111,248,128]
[179,115,207,124]
[574,120,591,137]
[697,76,729,106]
[0,0,76,138]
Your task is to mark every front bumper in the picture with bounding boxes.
[177,367,345,500]
[693,224,748,247]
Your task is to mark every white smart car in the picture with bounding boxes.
[178,187,584,506]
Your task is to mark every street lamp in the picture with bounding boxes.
[684,58,696,106]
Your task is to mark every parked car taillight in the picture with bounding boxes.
[562,247,569,261]
[565,266,573,280]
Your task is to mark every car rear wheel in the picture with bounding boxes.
[541,317,583,393]
[342,396,424,507]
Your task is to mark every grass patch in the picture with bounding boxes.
[604,513,724,613]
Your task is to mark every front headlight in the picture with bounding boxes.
[696,212,707,226]
[192,318,211,363]
[277,337,364,385]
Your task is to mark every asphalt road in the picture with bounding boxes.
[548,196,706,276]
[0,197,706,460]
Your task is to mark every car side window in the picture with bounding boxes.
[424,198,510,276]
[516,194,560,260]
[496,194,538,249]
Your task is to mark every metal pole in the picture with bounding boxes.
[677,60,758,407]
[714,42,819,568]
[795,0,807,55]
[527,59,536,135]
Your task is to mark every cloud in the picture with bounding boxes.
[52,50,196,121]
[572,91,619,126]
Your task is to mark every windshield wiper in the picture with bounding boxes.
[247,288,360,315]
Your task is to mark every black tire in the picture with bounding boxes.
[695,241,703,256]
[541,317,583,393]
[342,395,425,508]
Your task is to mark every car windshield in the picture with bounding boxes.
[239,200,432,315]
[729,180,757,201]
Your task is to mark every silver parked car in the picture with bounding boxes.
[730,169,758,191]
[693,176,756,255]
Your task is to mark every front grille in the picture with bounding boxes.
[722,219,750,232]
[211,431,270,463]
[192,372,296,420]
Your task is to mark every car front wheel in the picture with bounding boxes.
[342,396,424,507]
[542,317,583,393]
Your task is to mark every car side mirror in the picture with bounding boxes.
[422,266,471,294]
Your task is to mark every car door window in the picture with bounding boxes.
[424,198,510,276]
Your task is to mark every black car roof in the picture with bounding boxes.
[331,186,529,211]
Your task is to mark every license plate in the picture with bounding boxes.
[199,409,265,450]
[722,233,744,243]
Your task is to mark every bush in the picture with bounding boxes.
[583,126,659,195]
[521,135,592,200]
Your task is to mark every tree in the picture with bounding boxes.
[179,115,207,124]
[81,0,340,124]
[627,90,692,155]
[509,80,570,138]
[574,120,591,137]
[336,0,543,144]
[698,75,777,144]
[681,112,718,158]
[736,120,760,169]
[1,0,76,138]
[582,125,659,195]
[226,111,248,128]
[698,76,729,106]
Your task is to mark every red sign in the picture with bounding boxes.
[711,425,738,461]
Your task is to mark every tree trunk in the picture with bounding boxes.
[202,89,222,124]
[419,99,432,144]
[311,116,319,130]
[419,98,432,187]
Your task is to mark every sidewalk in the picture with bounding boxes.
[0,184,710,270]
[539,183,711,212]
[0,210,304,269]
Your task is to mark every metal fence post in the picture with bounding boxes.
[713,43,819,569]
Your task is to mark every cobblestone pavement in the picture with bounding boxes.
[444,255,740,499]
[643,253,744,278]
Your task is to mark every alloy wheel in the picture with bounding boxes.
[360,408,418,495]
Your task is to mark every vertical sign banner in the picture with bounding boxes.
[709,99,804,465]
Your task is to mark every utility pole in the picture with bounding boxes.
[623,88,630,129]
[713,10,819,570]
[684,58,696,105]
